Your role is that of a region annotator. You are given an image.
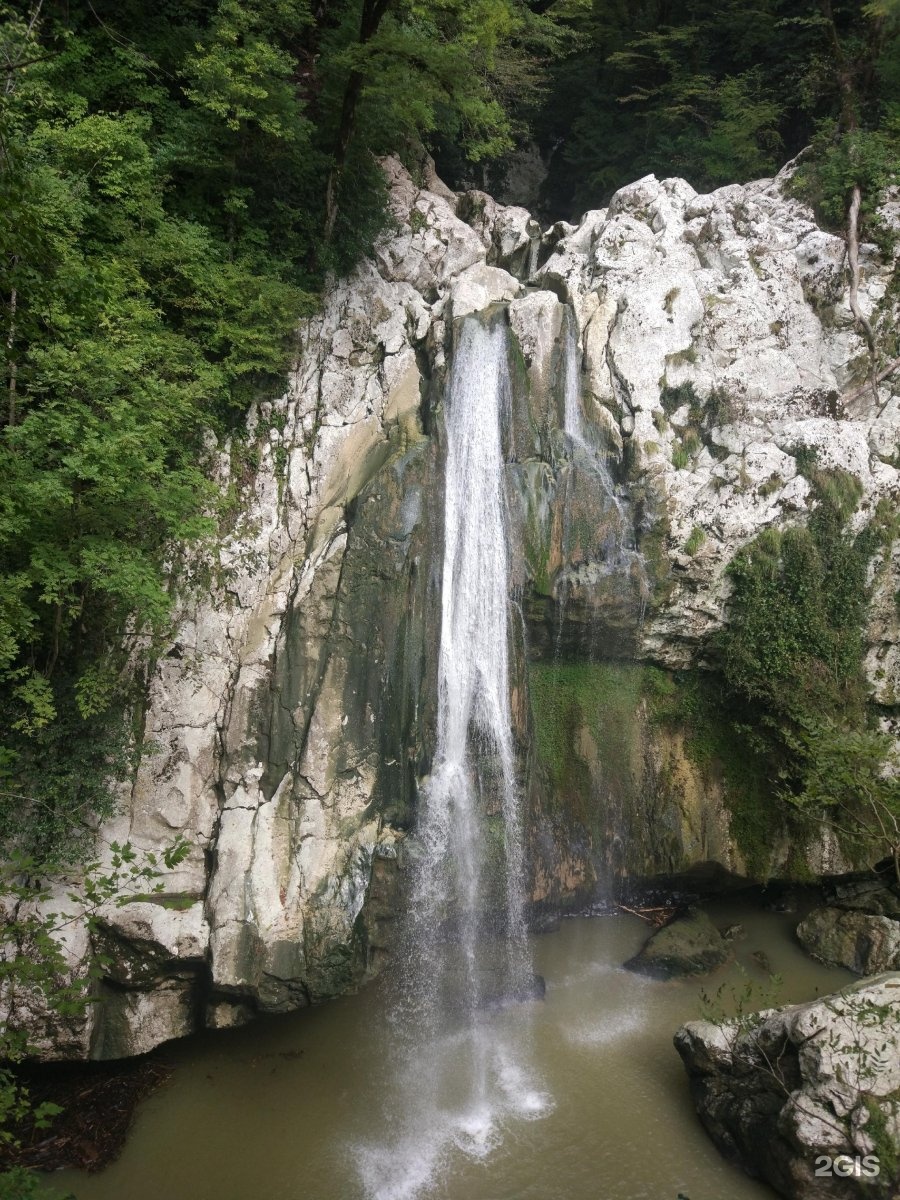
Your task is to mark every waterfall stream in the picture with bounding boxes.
[412,314,527,1003]
[558,311,648,647]
[562,310,630,563]
[356,315,548,1200]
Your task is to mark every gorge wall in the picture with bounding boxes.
[42,157,900,1059]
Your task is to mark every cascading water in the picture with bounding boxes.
[556,310,649,654]
[356,315,548,1200]
[562,308,629,562]
[411,313,528,1005]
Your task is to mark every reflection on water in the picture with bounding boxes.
[54,901,851,1200]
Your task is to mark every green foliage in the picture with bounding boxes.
[660,383,732,472]
[720,470,869,734]
[528,661,646,827]
[787,723,900,881]
[864,1093,900,1181]
[0,690,129,860]
[0,0,574,856]
[684,526,705,556]
[537,1,900,217]
[660,381,698,416]
[648,670,776,877]
[699,965,784,1030]
[671,441,691,470]
[793,120,900,237]
[0,1167,54,1200]
[641,467,895,877]
[712,468,897,872]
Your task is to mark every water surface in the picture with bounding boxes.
[56,900,851,1200]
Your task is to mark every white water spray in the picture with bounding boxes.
[563,311,626,537]
[560,311,649,594]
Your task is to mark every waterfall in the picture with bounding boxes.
[356,315,547,1200]
[413,313,527,1000]
[562,310,627,546]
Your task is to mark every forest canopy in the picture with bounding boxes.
[0,0,898,858]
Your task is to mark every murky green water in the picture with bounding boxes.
[55,900,851,1200]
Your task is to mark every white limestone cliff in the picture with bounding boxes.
[21,156,898,1059]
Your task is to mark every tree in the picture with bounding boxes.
[535,1,899,220]
[320,0,568,238]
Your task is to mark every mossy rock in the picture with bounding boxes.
[623,908,731,979]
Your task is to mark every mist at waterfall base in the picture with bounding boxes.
[353,316,550,1200]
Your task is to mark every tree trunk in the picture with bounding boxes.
[6,286,17,428]
[323,0,391,242]
[846,184,876,358]
[821,0,879,398]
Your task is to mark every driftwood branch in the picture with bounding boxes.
[842,354,900,409]
[616,903,673,927]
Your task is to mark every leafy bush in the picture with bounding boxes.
[0,0,571,856]
[713,468,897,870]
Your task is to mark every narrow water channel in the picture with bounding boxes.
[55,899,851,1200]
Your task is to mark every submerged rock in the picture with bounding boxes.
[623,909,730,978]
[675,974,900,1199]
[477,972,547,1011]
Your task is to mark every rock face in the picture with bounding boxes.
[798,881,900,975]
[675,974,900,1200]
[21,155,900,1059]
[623,908,731,978]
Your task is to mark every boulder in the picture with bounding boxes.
[624,908,731,978]
[675,974,900,1199]
[797,887,900,975]
[448,261,521,320]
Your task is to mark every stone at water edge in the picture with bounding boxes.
[623,908,731,979]
[797,906,900,976]
[674,973,900,1200]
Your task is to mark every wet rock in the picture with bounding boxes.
[205,997,256,1031]
[675,974,900,1199]
[831,878,900,918]
[797,906,900,975]
[624,908,730,979]
[762,886,804,914]
[722,924,746,943]
[751,949,773,973]
[91,978,197,1060]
